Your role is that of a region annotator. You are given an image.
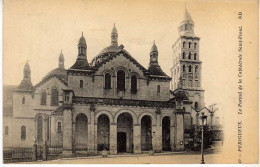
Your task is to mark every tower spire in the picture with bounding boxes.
[178,4,195,36]
[149,41,158,66]
[17,61,33,91]
[59,49,65,68]
[111,23,118,46]
[78,32,87,60]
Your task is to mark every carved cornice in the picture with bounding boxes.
[73,97,175,109]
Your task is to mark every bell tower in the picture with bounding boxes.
[171,6,205,110]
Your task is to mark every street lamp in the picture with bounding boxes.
[207,104,218,130]
[200,112,208,164]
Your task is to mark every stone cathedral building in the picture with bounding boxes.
[3,8,212,156]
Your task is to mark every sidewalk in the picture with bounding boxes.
[61,151,197,161]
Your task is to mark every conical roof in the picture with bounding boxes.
[112,23,117,34]
[150,41,158,53]
[182,6,194,24]
[17,62,33,91]
[78,33,86,45]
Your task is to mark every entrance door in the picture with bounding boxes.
[117,132,126,153]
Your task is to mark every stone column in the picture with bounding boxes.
[42,115,46,142]
[170,116,175,151]
[94,123,98,155]
[154,114,162,152]
[133,124,141,154]
[62,109,73,156]
[34,117,37,142]
[72,121,76,153]
[109,123,117,155]
[175,112,185,151]
[88,110,95,155]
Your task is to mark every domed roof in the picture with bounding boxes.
[43,67,67,81]
[91,45,130,66]
[98,45,123,55]
[42,52,67,82]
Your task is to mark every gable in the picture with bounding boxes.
[94,52,148,78]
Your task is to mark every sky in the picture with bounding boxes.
[3,0,258,115]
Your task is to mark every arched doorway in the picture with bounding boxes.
[162,116,171,151]
[141,115,152,151]
[75,113,88,150]
[97,114,110,151]
[117,113,133,153]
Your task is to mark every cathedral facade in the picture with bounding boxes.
[3,8,212,156]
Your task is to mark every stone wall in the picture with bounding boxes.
[68,55,170,102]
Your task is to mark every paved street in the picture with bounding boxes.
[18,152,222,164]
[16,141,223,164]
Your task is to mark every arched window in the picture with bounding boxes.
[194,53,197,60]
[131,75,137,93]
[5,126,8,135]
[21,126,26,140]
[80,80,83,88]
[195,66,198,73]
[189,65,192,72]
[157,85,160,97]
[22,97,25,104]
[195,102,199,110]
[194,43,197,49]
[57,122,62,133]
[183,65,186,72]
[117,70,125,91]
[105,73,111,89]
[188,53,191,59]
[183,42,186,48]
[41,92,47,105]
[51,89,59,106]
[188,42,191,48]
[182,52,186,59]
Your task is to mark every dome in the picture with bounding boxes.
[91,45,130,66]
[42,67,67,81]
[98,45,122,55]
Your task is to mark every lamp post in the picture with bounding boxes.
[208,104,218,130]
[200,112,207,164]
[191,106,206,147]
